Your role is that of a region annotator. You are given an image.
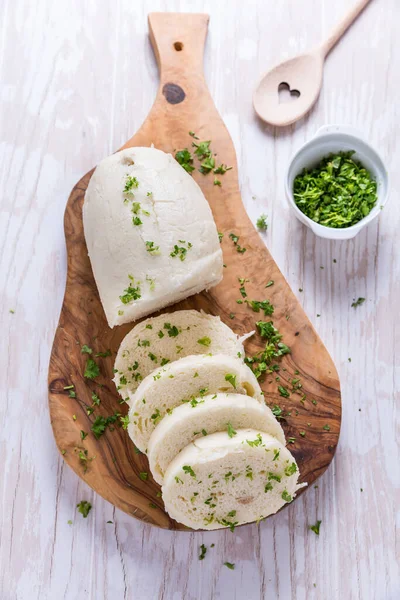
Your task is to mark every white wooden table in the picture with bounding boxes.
[1,0,398,598]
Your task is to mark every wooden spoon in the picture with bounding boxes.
[253,0,372,126]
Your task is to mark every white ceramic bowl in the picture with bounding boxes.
[285,125,389,239]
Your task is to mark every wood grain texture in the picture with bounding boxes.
[1,0,398,598]
[48,11,341,530]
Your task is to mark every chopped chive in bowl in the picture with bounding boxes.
[293,151,378,229]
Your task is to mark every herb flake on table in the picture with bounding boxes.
[309,519,322,535]
[224,562,235,570]
[81,344,92,354]
[293,151,377,228]
[351,297,365,308]
[77,500,92,518]
[199,544,207,560]
[256,214,268,231]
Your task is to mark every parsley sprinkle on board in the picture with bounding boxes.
[293,151,377,228]
[224,562,235,570]
[81,344,92,354]
[199,544,207,560]
[84,358,100,379]
[175,149,195,173]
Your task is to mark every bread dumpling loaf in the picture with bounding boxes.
[148,393,286,484]
[162,429,304,530]
[83,147,223,328]
[114,310,249,396]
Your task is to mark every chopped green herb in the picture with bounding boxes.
[124,175,139,194]
[224,562,235,570]
[214,164,232,175]
[271,405,283,418]
[175,149,195,173]
[256,214,268,231]
[84,358,100,379]
[91,412,120,439]
[95,349,112,358]
[293,151,377,228]
[214,178,221,186]
[132,216,142,226]
[265,280,274,288]
[247,299,274,316]
[199,544,207,560]
[351,297,365,308]
[9,309,15,314]
[278,385,290,398]
[120,278,141,304]
[189,131,199,139]
[218,232,224,242]
[227,422,237,438]
[246,433,263,447]
[80,430,88,440]
[77,500,92,518]
[182,465,196,478]
[225,373,237,389]
[309,520,322,535]
[81,344,93,355]
[197,336,211,347]
[139,472,148,481]
[145,241,161,255]
[170,241,192,261]
[164,323,179,337]
[281,490,292,502]
[120,415,130,430]
[284,462,297,476]
[323,424,331,431]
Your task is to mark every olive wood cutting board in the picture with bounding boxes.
[48,12,341,530]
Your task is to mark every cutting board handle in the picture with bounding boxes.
[149,12,209,87]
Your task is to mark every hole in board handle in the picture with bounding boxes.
[174,42,183,51]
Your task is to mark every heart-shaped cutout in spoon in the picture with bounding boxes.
[253,0,371,126]
[278,82,301,104]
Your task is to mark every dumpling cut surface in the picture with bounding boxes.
[114,310,248,396]
[148,393,286,484]
[127,354,264,453]
[162,429,305,530]
[83,147,223,328]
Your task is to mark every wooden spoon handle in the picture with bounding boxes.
[148,12,209,84]
[320,0,372,57]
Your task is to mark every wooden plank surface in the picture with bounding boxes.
[0,0,398,597]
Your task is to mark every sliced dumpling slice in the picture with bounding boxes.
[83,147,223,328]
[127,354,262,452]
[148,393,286,484]
[114,310,250,396]
[162,429,305,530]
